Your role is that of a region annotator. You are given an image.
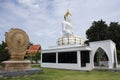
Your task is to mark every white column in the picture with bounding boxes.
[89,51,93,69]
[108,49,113,69]
[114,49,118,67]
[90,51,94,68]
[90,51,93,68]
[77,51,81,68]
[56,52,58,63]
[41,52,43,66]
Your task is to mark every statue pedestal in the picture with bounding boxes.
[1,60,31,71]
[57,36,84,45]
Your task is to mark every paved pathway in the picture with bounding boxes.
[0,68,43,77]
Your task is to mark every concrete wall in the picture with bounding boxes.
[41,40,118,70]
[41,49,92,71]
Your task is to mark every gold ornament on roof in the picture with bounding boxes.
[64,9,71,20]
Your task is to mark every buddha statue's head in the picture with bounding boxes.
[64,9,72,22]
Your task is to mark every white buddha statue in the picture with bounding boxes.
[57,9,84,46]
[62,9,73,37]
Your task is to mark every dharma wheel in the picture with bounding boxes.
[6,28,29,60]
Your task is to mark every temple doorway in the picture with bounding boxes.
[81,51,90,67]
[94,47,109,67]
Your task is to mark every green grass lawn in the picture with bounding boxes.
[0,66,120,80]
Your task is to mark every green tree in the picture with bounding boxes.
[86,19,108,42]
[86,20,120,62]
[107,22,120,49]
[33,52,41,64]
[28,52,41,64]
[0,41,10,63]
[117,50,120,63]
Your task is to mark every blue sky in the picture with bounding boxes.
[0,0,120,49]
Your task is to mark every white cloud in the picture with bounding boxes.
[18,0,40,10]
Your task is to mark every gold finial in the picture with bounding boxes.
[64,9,71,20]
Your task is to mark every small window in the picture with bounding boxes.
[58,51,77,63]
[42,53,56,63]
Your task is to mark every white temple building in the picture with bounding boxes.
[41,10,118,71]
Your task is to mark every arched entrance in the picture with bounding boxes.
[94,47,109,67]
